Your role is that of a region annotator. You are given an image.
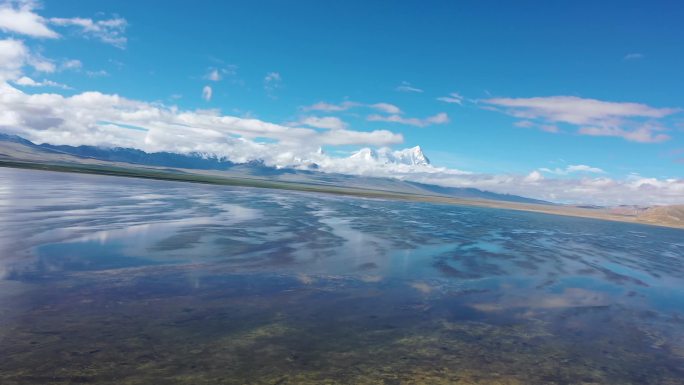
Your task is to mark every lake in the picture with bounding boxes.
[1,167,683,384]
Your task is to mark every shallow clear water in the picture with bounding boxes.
[1,167,683,384]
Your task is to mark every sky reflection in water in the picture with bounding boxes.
[1,167,683,384]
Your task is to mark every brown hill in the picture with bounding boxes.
[637,205,684,227]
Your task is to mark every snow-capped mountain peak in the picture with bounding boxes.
[391,145,430,166]
[348,146,431,166]
[349,148,377,162]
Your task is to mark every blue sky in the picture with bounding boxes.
[1,0,683,204]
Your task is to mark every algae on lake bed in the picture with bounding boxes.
[1,272,684,384]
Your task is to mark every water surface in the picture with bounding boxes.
[1,168,683,384]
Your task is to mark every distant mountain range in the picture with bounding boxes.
[0,133,237,171]
[0,133,550,205]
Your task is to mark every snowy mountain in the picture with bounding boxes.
[390,146,430,166]
[349,146,430,166]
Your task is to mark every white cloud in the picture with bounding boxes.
[202,85,212,101]
[0,82,402,162]
[302,101,403,114]
[0,0,58,38]
[437,92,464,105]
[514,120,534,128]
[0,38,29,81]
[264,71,281,97]
[524,170,544,183]
[485,96,676,125]
[484,95,680,143]
[27,53,55,72]
[578,125,669,143]
[203,65,237,82]
[395,81,423,93]
[0,1,127,47]
[370,102,402,114]
[86,69,109,77]
[50,16,128,48]
[13,75,37,86]
[426,113,449,124]
[367,112,449,127]
[514,120,561,133]
[539,164,605,175]
[14,75,70,89]
[301,101,360,112]
[61,59,82,71]
[565,164,605,173]
[302,103,447,129]
[206,68,220,82]
[539,124,560,133]
[0,38,55,82]
[264,72,281,83]
[318,129,402,146]
[298,116,347,130]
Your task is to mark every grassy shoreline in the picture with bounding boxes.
[2,159,682,231]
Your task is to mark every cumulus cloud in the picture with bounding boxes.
[14,75,70,89]
[395,81,423,93]
[437,92,464,105]
[367,112,449,127]
[0,39,29,81]
[298,116,347,130]
[201,85,212,101]
[0,82,402,161]
[483,95,680,143]
[0,38,55,81]
[0,0,58,38]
